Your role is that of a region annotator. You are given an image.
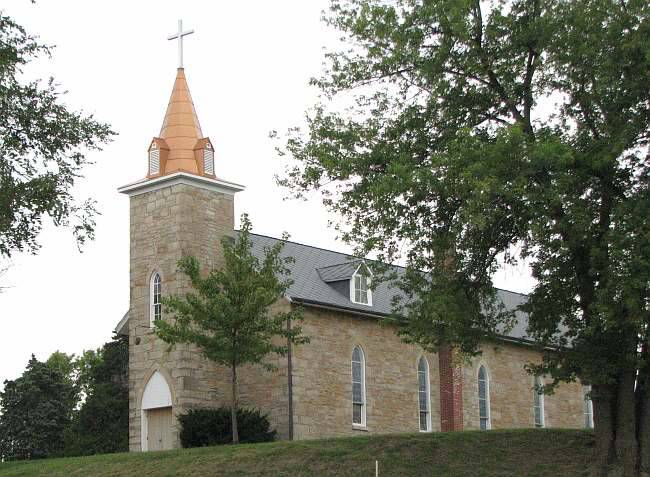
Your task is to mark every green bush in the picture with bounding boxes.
[179,408,276,447]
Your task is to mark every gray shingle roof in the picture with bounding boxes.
[247,232,532,342]
[316,261,363,282]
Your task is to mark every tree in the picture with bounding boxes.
[0,355,77,459]
[0,12,114,261]
[155,215,308,444]
[46,351,77,387]
[279,0,650,475]
[63,335,128,456]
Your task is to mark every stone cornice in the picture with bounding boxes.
[117,171,245,196]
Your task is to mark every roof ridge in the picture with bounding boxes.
[238,229,357,258]
[316,259,362,271]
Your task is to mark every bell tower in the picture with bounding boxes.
[118,21,244,451]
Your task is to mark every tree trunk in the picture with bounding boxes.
[638,343,650,477]
[616,368,639,477]
[592,383,617,476]
[231,364,239,444]
[639,383,650,477]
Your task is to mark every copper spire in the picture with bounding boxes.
[158,68,204,174]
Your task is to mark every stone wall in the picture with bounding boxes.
[290,307,586,439]
[126,182,586,449]
[291,307,441,439]
[128,183,236,451]
[461,341,585,430]
[128,182,292,449]
[235,299,291,440]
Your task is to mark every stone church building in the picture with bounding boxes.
[115,65,591,452]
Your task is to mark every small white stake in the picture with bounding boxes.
[375,460,379,477]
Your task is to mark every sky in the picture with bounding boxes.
[0,0,534,385]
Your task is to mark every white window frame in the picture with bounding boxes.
[478,365,491,430]
[351,345,367,427]
[418,356,432,432]
[533,375,545,428]
[150,272,162,327]
[583,385,594,429]
[350,263,373,306]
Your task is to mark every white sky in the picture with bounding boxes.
[0,0,534,386]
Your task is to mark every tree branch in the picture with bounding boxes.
[522,0,540,126]
[471,0,533,137]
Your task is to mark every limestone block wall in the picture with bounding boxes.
[291,307,441,439]
[126,180,586,448]
[461,342,585,430]
[128,183,236,451]
[235,299,291,440]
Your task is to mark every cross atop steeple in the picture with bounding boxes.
[167,19,194,69]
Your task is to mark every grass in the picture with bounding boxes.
[0,428,594,477]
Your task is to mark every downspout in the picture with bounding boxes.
[287,313,294,440]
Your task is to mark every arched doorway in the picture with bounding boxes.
[141,371,174,451]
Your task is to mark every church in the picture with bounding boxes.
[115,25,591,452]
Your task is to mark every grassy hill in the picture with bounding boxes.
[0,429,594,477]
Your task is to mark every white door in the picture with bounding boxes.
[141,371,173,451]
[147,407,173,451]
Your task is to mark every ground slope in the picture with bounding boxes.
[0,429,594,477]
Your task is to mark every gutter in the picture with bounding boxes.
[290,297,389,320]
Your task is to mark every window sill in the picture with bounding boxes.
[352,425,368,432]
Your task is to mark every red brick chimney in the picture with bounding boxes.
[439,345,464,431]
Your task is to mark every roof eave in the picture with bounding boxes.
[117,171,245,197]
[289,296,546,348]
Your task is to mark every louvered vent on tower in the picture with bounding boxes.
[203,143,214,175]
[149,146,160,175]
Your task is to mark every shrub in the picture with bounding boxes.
[179,407,276,448]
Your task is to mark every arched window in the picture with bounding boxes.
[478,365,491,430]
[583,386,594,428]
[418,356,431,431]
[352,346,366,426]
[533,375,545,428]
[150,272,162,326]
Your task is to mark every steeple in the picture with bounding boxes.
[144,20,216,179]
[146,68,215,178]
[160,68,203,148]
[119,18,244,194]
[158,68,204,168]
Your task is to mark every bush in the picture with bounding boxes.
[179,407,276,448]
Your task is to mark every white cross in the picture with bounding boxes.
[167,19,194,69]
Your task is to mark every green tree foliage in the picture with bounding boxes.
[279,0,650,474]
[156,214,308,444]
[46,351,77,388]
[63,335,128,456]
[0,338,128,460]
[0,355,77,460]
[0,12,114,260]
